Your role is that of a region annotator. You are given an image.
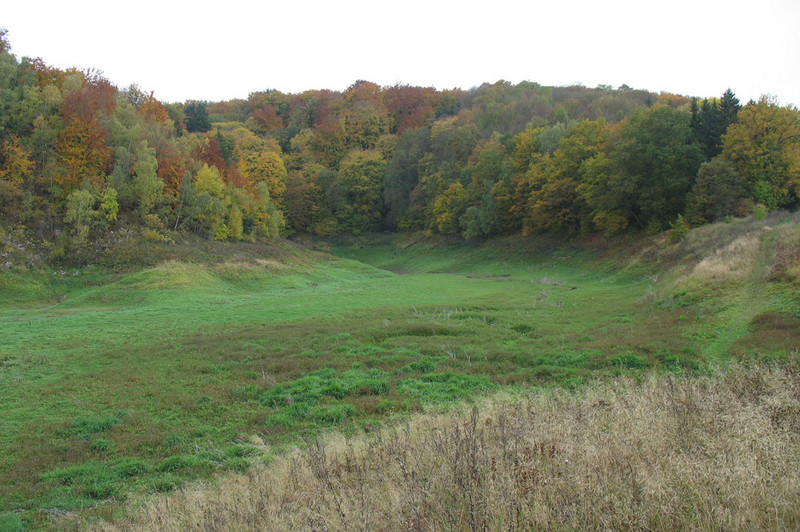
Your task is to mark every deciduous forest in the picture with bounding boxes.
[2,28,798,259]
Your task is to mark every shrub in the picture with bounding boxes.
[668,214,690,242]
[212,222,229,241]
[645,219,663,235]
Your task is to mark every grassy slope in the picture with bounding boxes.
[1,215,798,530]
[657,210,800,359]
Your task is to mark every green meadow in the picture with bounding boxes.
[1,223,798,530]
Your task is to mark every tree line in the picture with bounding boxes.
[1,29,798,257]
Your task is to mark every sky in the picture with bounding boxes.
[3,0,799,106]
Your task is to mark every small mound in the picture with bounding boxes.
[133,261,219,289]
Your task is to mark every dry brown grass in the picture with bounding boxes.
[683,231,762,283]
[629,210,791,285]
[95,362,800,532]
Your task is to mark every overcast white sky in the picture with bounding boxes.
[4,0,799,106]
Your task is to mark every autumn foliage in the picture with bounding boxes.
[0,28,798,250]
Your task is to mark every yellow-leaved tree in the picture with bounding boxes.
[721,96,800,209]
[0,136,34,218]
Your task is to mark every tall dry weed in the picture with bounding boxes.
[95,363,800,531]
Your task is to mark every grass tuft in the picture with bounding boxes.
[69,415,122,439]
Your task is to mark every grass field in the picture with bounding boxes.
[1,215,798,530]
